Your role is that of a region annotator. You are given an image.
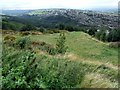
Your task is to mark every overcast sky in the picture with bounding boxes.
[0,0,119,10]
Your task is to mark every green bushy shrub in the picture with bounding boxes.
[16,37,31,49]
[56,33,68,54]
[2,46,39,89]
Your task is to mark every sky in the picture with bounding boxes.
[0,0,119,10]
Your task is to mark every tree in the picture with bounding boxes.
[21,24,36,31]
[65,26,74,32]
[56,33,68,54]
[87,27,97,36]
[100,31,106,41]
[58,24,65,30]
[106,29,120,42]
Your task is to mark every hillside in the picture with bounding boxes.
[2,9,118,29]
[29,31,118,65]
[2,30,119,88]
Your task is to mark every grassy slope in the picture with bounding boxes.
[3,31,118,88]
[29,32,118,65]
[28,31,118,88]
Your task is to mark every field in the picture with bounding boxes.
[2,30,119,88]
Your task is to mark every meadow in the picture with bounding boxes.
[2,30,119,89]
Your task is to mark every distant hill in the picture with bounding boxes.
[2,9,118,29]
[2,10,32,16]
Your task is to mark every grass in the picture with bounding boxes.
[2,30,119,88]
[29,32,118,65]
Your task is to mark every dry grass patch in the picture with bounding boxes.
[63,53,118,71]
[80,73,118,88]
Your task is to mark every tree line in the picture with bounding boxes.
[2,16,120,42]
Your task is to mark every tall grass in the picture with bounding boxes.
[2,44,85,89]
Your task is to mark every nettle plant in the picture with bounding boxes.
[2,48,40,89]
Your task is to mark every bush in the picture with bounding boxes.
[21,25,36,31]
[107,29,120,42]
[4,35,16,46]
[56,33,68,54]
[39,42,57,55]
[20,31,31,36]
[87,27,97,36]
[2,46,85,89]
[2,48,39,89]
[31,41,41,46]
[16,37,31,49]
[4,35,16,42]
[30,31,42,35]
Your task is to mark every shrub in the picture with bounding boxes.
[2,46,85,89]
[45,44,56,55]
[87,27,97,36]
[31,41,40,46]
[56,33,68,54]
[16,37,31,49]
[39,42,57,55]
[2,48,40,89]
[4,35,16,42]
[31,31,42,35]
[20,31,31,36]
[4,35,16,46]
[21,25,36,31]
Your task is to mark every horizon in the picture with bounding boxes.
[1,0,118,10]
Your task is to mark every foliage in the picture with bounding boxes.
[95,27,120,42]
[4,35,16,42]
[37,56,85,89]
[20,31,31,36]
[16,37,31,49]
[38,33,68,55]
[3,35,16,46]
[56,33,68,54]
[2,31,118,89]
[21,24,36,31]
[58,24,65,30]
[87,27,97,36]
[2,45,85,89]
[106,29,120,42]
[2,47,39,89]
[39,42,57,55]
[95,29,107,42]
[2,18,23,31]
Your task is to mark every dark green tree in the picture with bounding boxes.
[21,24,36,31]
[88,27,97,36]
[56,33,68,54]
[58,24,65,30]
